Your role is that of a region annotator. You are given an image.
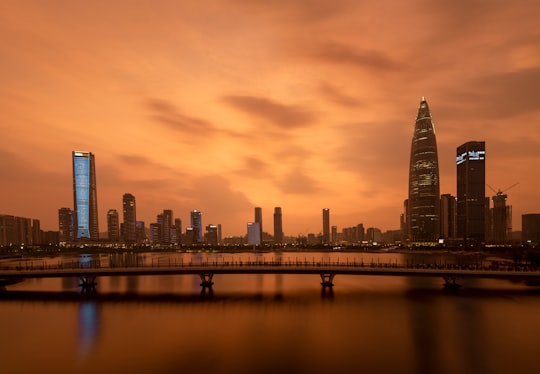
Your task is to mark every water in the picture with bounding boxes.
[1,251,540,374]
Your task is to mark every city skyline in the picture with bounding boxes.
[2,1,540,236]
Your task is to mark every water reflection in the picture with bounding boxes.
[78,301,100,358]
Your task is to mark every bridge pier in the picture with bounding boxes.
[443,277,462,290]
[79,275,97,293]
[199,273,214,288]
[320,273,335,288]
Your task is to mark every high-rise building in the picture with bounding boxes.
[0,215,38,246]
[522,214,540,245]
[32,219,41,245]
[122,193,137,243]
[491,192,512,244]
[155,209,173,245]
[456,141,486,244]
[273,207,283,244]
[72,151,99,240]
[407,98,440,243]
[255,207,263,244]
[247,222,261,245]
[136,221,146,244]
[107,209,120,242]
[322,208,330,244]
[205,224,219,245]
[190,209,203,243]
[58,207,74,242]
[173,218,182,245]
[440,194,457,240]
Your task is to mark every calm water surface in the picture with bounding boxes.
[1,251,540,374]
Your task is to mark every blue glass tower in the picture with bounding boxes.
[72,151,99,240]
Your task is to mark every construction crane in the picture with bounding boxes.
[487,182,519,195]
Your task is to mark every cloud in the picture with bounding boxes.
[312,42,404,70]
[276,168,321,194]
[319,82,362,107]
[222,95,315,129]
[234,157,272,178]
[145,98,213,134]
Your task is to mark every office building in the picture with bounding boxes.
[0,214,38,246]
[456,141,486,244]
[107,209,120,242]
[407,97,440,243]
[205,224,219,246]
[322,208,330,244]
[440,194,457,240]
[58,208,74,242]
[122,193,137,243]
[273,207,283,244]
[255,207,263,244]
[247,222,261,245]
[491,192,512,244]
[72,151,99,240]
[190,209,203,243]
[522,214,540,245]
[136,221,146,244]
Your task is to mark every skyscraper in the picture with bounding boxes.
[273,207,283,244]
[491,192,511,244]
[407,98,440,243]
[456,141,486,244]
[190,209,203,243]
[72,151,98,240]
[322,208,330,244]
[255,207,263,244]
[107,209,120,242]
[58,207,74,242]
[122,193,137,243]
[440,194,457,240]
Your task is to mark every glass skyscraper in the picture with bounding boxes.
[456,141,486,244]
[407,98,440,243]
[190,209,203,243]
[72,151,99,240]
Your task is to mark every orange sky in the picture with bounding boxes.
[1,1,539,236]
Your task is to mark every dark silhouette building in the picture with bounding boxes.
[491,192,511,244]
[407,97,440,243]
[322,208,330,244]
[255,207,263,244]
[107,209,120,242]
[190,209,203,243]
[72,151,99,240]
[456,141,486,244]
[273,207,283,244]
[58,207,74,242]
[440,194,457,240]
[122,193,137,243]
[522,214,540,245]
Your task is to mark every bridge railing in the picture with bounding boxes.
[1,256,539,273]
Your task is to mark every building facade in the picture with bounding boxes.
[322,208,330,244]
[72,151,99,240]
[522,214,540,245]
[440,194,457,240]
[122,193,137,243]
[190,209,203,243]
[58,207,74,242]
[273,207,283,244]
[107,209,120,242]
[456,141,486,244]
[407,98,441,243]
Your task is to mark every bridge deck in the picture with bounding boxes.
[2,262,540,282]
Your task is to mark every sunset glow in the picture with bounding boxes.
[1,1,539,236]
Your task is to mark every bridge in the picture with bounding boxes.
[2,257,540,292]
